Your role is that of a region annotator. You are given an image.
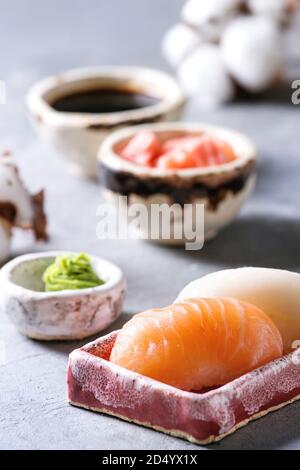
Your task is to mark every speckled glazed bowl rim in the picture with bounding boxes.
[0,251,124,300]
[99,122,257,178]
[26,66,185,128]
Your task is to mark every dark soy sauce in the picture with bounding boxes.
[51,88,161,114]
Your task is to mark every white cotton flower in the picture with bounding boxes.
[181,0,241,41]
[247,0,297,22]
[0,155,47,263]
[178,44,235,108]
[0,157,35,227]
[162,23,200,67]
[221,16,283,92]
[0,220,11,265]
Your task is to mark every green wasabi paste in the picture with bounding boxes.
[43,253,105,292]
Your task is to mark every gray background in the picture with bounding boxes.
[0,0,300,450]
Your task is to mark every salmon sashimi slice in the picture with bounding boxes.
[110,298,283,391]
[120,131,160,167]
[157,136,237,169]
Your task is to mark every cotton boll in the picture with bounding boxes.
[0,155,47,245]
[162,23,200,67]
[178,44,235,108]
[221,16,283,92]
[0,220,11,265]
[181,0,241,41]
[181,0,240,29]
[0,157,35,227]
[247,0,298,22]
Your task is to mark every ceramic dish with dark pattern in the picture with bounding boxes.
[98,122,257,244]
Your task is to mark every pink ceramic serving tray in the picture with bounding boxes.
[67,331,300,445]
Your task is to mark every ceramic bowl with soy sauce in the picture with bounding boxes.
[26,67,185,178]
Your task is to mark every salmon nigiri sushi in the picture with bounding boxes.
[110,298,283,391]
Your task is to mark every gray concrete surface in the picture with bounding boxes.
[0,0,300,450]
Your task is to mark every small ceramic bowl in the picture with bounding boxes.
[0,251,125,341]
[98,122,257,244]
[26,67,185,178]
